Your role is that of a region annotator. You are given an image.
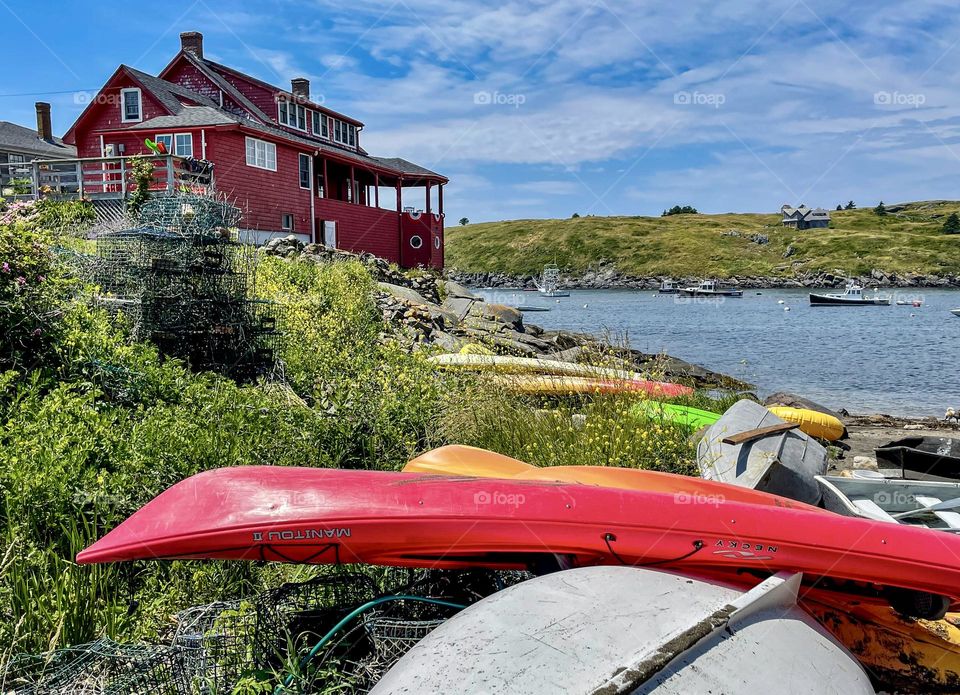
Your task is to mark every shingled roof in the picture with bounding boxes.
[0,120,76,159]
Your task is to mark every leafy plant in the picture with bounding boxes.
[943,212,960,234]
[662,205,699,216]
[127,156,155,214]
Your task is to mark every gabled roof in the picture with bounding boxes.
[164,51,272,124]
[200,56,365,127]
[781,204,830,220]
[124,65,220,113]
[0,120,76,158]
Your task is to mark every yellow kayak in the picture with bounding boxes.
[768,405,845,441]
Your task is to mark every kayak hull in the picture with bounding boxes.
[78,466,960,607]
[405,445,819,511]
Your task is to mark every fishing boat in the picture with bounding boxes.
[817,474,960,530]
[78,465,960,617]
[952,308,960,317]
[679,279,743,297]
[658,278,679,294]
[875,436,960,480]
[809,282,891,306]
[372,568,873,695]
[534,264,569,297]
[696,400,828,505]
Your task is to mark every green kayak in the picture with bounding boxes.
[632,401,721,430]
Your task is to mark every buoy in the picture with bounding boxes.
[784,307,791,312]
[778,300,785,305]
[583,304,589,309]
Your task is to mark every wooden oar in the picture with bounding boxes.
[722,422,800,446]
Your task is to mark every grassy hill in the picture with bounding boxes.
[446,201,960,278]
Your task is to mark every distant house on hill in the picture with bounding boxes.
[781,204,830,229]
[0,102,76,196]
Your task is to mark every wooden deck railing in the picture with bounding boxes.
[7,154,214,201]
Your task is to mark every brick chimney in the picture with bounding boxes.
[291,78,310,100]
[35,102,52,142]
[180,31,203,58]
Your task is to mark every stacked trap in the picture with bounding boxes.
[93,194,279,381]
[1,569,531,694]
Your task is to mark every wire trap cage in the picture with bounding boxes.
[91,192,279,382]
[1,638,189,695]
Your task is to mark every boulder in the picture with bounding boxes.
[474,303,524,331]
[442,296,476,322]
[378,282,458,327]
[444,280,479,300]
[763,391,843,420]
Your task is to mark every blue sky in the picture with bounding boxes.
[1,0,959,223]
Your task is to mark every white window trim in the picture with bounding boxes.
[277,100,307,132]
[154,134,173,153]
[245,136,277,172]
[174,132,193,157]
[312,111,330,140]
[298,153,311,189]
[120,87,142,123]
[282,214,294,231]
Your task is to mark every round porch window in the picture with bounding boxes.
[434,236,441,249]
[409,235,424,249]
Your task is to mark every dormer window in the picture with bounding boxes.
[331,118,357,148]
[121,88,142,122]
[278,99,306,131]
[312,111,329,139]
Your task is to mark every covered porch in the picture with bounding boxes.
[312,153,446,269]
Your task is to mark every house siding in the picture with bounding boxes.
[163,61,248,117]
[315,197,400,262]
[207,130,313,237]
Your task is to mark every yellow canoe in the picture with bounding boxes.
[768,405,845,441]
[406,444,960,689]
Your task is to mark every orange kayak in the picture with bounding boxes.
[405,445,820,511]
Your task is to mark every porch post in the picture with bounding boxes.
[321,157,328,199]
[31,161,40,200]
[374,172,379,208]
[438,184,444,216]
[396,179,402,211]
[349,165,355,203]
[426,180,432,214]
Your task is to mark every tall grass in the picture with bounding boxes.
[0,204,733,661]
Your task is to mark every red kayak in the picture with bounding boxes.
[78,467,960,614]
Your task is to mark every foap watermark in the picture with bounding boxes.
[674,90,725,109]
[74,91,120,106]
[874,490,918,507]
[674,491,725,507]
[673,294,727,306]
[474,490,526,507]
[474,91,526,108]
[874,91,925,108]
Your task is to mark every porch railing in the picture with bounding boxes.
[0,154,214,202]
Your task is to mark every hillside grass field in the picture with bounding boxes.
[446,201,960,278]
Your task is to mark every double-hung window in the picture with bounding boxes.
[174,133,193,157]
[121,88,142,122]
[312,111,329,138]
[298,154,311,189]
[278,100,306,131]
[245,137,277,171]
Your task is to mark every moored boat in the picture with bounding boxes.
[658,278,679,294]
[810,282,891,306]
[952,308,960,317]
[535,263,569,297]
[679,279,743,297]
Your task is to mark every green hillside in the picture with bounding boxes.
[446,201,960,278]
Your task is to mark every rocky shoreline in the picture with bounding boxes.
[260,236,747,389]
[449,265,960,290]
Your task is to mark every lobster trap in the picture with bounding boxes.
[1,568,534,694]
[91,193,279,381]
[1,639,190,695]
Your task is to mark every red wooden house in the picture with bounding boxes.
[63,31,447,268]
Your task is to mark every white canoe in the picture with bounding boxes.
[371,567,872,695]
[428,353,648,381]
[696,399,828,505]
[817,474,960,531]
